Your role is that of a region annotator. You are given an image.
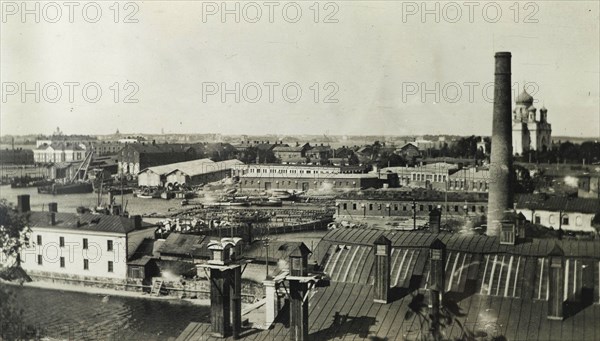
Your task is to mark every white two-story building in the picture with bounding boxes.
[18,199,155,282]
[515,194,600,234]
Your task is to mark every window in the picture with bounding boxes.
[394,204,398,211]
[83,238,88,249]
[342,203,347,210]
[37,255,43,265]
[377,204,382,210]
[472,206,476,212]
[107,240,113,251]
[369,204,373,211]
[428,205,433,211]
[37,235,42,245]
[562,215,569,226]
[534,215,541,224]
[60,257,65,268]
[454,205,459,212]
[108,261,114,273]
[352,203,357,210]
[83,259,89,270]
[419,205,424,211]
[403,205,407,211]
[59,237,65,247]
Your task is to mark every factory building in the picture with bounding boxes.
[231,163,387,191]
[137,159,243,188]
[334,190,488,221]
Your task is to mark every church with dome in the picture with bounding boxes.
[512,88,552,155]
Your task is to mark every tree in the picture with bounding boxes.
[0,199,33,341]
[0,199,30,270]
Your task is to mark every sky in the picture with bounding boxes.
[1,1,599,137]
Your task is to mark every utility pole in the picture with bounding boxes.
[412,199,417,230]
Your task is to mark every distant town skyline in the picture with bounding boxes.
[2,1,599,137]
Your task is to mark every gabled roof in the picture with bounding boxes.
[516,194,600,214]
[139,158,215,176]
[399,142,419,150]
[255,143,278,151]
[27,212,148,234]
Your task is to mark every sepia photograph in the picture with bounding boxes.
[1,1,599,340]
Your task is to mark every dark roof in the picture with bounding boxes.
[273,145,306,152]
[255,143,277,152]
[129,238,156,261]
[310,145,332,152]
[27,212,146,234]
[177,282,600,341]
[516,194,600,214]
[124,143,195,154]
[177,228,600,341]
[320,229,600,258]
[158,233,210,258]
[127,255,153,266]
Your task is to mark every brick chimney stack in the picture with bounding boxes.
[17,195,30,213]
[487,52,514,236]
[548,244,564,320]
[373,235,391,303]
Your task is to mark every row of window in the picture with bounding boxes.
[243,168,338,175]
[340,202,486,213]
[36,235,113,251]
[243,180,357,186]
[534,214,584,226]
[449,180,489,191]
[36,255,114,272]
[412,173,447,182]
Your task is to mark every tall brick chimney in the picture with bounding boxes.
[487,52,514,236]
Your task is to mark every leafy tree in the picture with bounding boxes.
[0,199,30,270]
[0,199,33,341]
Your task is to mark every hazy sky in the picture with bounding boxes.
[1,1,599,137]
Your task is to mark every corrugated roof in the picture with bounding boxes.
[516,194,600,214]
[139,158,214,176]
[321,229,600,258]
[140,159,243,177]
[175,230,600,341]
[27,212,146,234]
[177,282,600,341]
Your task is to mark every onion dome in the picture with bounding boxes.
[516,88,534,105]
